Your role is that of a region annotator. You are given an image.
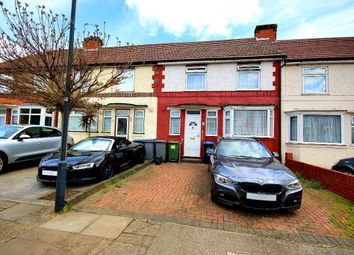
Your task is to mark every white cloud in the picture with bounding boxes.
[125,0,263,37]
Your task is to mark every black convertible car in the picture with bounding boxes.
[37,136,145,183]
[332,157,354,174]
[208,138,302,211]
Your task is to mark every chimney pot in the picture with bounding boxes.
[83,36,103,50]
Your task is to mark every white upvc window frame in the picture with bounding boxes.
[102,109,112,133]
[223,106,274,138]
[185,66,207,91]
[18,106,42,125]
[302,67,328,94]
[133,109,145,134]
[206,109,218,136]
[68,111,98,132]
[351,116,354,145]
[237,64,261,90]
[0,109,6,126]
[117,69,135,92]
[287,111,344,145]
[169,109,181,135]
[11,108,18,124]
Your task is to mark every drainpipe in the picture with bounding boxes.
[279,57,287,162]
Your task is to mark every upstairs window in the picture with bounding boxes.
[237,64,261,90]
[186,66,206,90]
[117,69,135,92]
[303,67,328,94]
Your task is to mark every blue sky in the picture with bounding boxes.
[1,0,354,46]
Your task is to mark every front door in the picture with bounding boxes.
[184,110,201,157]
[116,117,129,139]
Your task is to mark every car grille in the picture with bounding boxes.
[239,182,283,194]
[240,198,282,209]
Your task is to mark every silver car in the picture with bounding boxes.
[0,125,74,172]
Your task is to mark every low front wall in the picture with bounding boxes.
[285,152,354,202]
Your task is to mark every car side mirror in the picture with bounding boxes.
[18,134,31,141]
[272,152,280,158]
[206,148,215,156]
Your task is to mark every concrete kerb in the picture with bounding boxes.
[65,160,154,208]
[77,206,354,248]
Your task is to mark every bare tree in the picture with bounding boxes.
[0,1,135,118]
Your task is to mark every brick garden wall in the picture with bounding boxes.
[285,153,354,202]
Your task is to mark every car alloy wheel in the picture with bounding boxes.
[101,163,114,180]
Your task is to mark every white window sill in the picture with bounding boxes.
[286,141,345,146]
[236,88,260,91]
[169,134,180,136]
[206,134,218,137]
[301,92,329,95]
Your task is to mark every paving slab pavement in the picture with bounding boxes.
[41,212,99,233]
[146,222,353,255]
[81,215,132,239]
[0,203,43,221]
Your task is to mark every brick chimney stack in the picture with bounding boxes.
[83,36,103,50]
[254,24,278,41]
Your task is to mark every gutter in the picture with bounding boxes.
[279,57,287,162]
[158,57,285,65]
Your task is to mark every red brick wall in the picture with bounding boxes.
[285,153,354,202]
[5,108,11,124]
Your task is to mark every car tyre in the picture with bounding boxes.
[0,153,7,173]
[99,162,114,181]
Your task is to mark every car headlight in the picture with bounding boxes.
[72,162,95,170]
[287,179,302,190]
[214,174,234,185]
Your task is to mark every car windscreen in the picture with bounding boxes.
[0,125,23,139]
[218,140,272,159]
[71,138,113,151]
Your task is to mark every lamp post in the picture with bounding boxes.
[55,0,77,213]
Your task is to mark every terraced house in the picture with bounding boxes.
[278,37,354,168]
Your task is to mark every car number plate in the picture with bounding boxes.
[42,170,57,176]
[246,193,276,201]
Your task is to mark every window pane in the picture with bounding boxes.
[303,67,327,75]
[170,110,180,118]
[207,111,217,117]
[170,118,180,134]
[0,109,6,114]
[45,116,52,126]
[103,117,111,132]
[0,116,5,126]
[239,72,259,89]
[135,110,144,117]
[187,73,205,90]
[30,115,40,125]
[118,70,134,92]
[303,76,326,93]
[19,115,29,124]
[12,115,18,124]
[207,118,217,135]
[233,110,267,136]
[303,115,341,143]
[20,108,29,114]
[31,108,41,114]
[134,118,144,133]
[225,119,230,135]
[116,110,129,117]
[68,115,85,131]
[104,110,112,117]
[290,116,298,141]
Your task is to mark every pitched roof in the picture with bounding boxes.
[277,37,354,61]
[91,38,284,64]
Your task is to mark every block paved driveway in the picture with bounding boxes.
[83,163,351,239]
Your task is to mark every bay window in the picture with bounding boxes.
[224,107,273,137]
[19,108,41,125]
[186,66,206,90]
[169,109,180,135]
[206,110,218,136]
[288,112,343,144]
[11,109,18,124]
[68,111,97,132]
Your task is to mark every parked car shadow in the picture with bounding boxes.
[0,159,41,174]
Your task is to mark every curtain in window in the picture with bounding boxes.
[233,110,267,136]
[303,76,326,93]
[303,115,341,143]
[187,74,205,90]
